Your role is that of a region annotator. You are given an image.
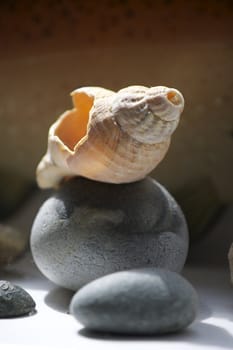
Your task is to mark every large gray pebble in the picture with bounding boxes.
[70,268,198,334]
[0,280,36,318]
[31,177,188,290]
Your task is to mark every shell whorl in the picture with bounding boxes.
[111,86,184,144]
[36,85,184,188]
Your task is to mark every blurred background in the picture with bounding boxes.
[0,0,232,267]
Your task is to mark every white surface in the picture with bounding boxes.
[0,254,233,350]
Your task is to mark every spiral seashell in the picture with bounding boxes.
[36,85,184,188]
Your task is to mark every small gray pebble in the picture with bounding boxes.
[0,280,36,318]
[70,268,198,335]
[31,177,189,290]
[0,224,27,267]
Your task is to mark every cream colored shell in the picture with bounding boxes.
[36,85,184,188]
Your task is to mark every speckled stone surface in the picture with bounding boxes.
[31,177,189,290]
[0,280,36,318]
[70,268,198,334]
[228,242,233,284]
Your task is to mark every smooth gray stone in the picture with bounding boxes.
[70,268,198,334]
[0,280,36,318]
[31,177,189,290]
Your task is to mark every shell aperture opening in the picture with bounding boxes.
[55,93,94,151]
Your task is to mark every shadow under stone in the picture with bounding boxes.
[44,287,75,314]
[78,321,233,348]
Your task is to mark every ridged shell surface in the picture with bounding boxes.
[37,86,184,188]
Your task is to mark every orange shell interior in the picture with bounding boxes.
[55,93,94,151]
[167,91,181,105]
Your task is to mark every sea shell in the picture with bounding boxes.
[37,86,184,188]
